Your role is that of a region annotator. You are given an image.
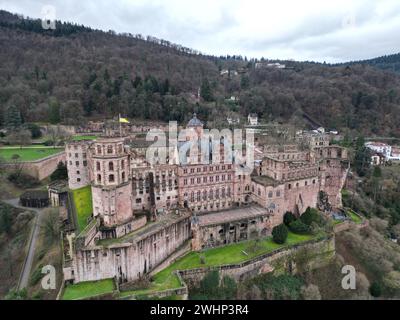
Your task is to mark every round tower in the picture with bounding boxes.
[91,136,133,227]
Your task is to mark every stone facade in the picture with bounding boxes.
[64,114,349,285]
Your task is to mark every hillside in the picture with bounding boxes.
[1,10,400,136]
[344,53,400,74]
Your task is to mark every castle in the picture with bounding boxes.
[63,114,349,284]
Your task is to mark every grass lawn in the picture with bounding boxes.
[63,278,115,300]
[72,186,93,232]
[348,209,363,224]
[0,147,63,161]
[120,232,316,298]
[72,135,98,141]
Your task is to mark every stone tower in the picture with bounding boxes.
[66,142,90,190]
[91,136,133,227]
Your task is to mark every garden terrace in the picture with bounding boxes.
[0,146,64,161]
[119,231,322,298]
[62,278,116,300]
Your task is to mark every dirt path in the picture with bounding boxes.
[3,199,45,290]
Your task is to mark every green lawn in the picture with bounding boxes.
[120,232,316,298]
[72,186,93,232]
[348,209,363,224]
[72,135,98,141]
[0,147,63,161]
[63,278,115,300]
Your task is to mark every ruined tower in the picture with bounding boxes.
[91,136,134,227]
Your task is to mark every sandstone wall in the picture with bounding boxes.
[179,236,335,288]
[4,151,66,180]
[72,216,191,283]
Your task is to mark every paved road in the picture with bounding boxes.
[3,198,45,290]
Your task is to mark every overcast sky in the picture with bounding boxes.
[1,0,400,62]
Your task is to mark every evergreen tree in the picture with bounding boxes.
[48,98,61,124]
[5,105,22,129]
[200,79,213,102]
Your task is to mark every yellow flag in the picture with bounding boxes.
[119,117,130,123]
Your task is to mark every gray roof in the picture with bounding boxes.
[187,113,203,127]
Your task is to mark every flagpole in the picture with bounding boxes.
[119,113,122,137]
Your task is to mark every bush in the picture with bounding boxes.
[369,281,382,297]
[272,224,288,244]
[284,211,296,226]
[301,207,321,226]
[289,220,311,235]
[8,172,39,188]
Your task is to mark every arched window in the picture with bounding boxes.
[109,162,114,171]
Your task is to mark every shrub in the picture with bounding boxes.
[369,281,382,297]
[284,211,296,226]
[301,207,321,226]
[8,172,39,188]
[289,220,311,235]
[272,224,288,244]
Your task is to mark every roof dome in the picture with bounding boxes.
[187,113,203,127]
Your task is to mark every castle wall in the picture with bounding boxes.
[72,216,191,283]
[9,151,66,181]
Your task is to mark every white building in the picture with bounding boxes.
[365,142,392,160]
[248,114,258,126]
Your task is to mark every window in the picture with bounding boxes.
[75,153,78,158]
[83,161,87,167]
[109,174,115,182]
[109,162,114,171]
[77,178,81,182]
[97,146,101,154]
[75,161,79,166]
[136,198,142,203]
[268,191,273,198]
[121,160,125,169]
[122,172,125,181]
[107,145,113,154]
[184,179,188,185]
[97,174,102,183]
[97,162,100,171]
[77,170,80,175]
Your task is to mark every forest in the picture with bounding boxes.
[1,10,400,137]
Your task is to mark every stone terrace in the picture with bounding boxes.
[197,205,270,227]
